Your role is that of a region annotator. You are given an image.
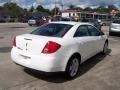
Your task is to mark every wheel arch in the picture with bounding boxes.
[65,52,81,70]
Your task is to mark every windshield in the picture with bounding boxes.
[30,16,42,20]
[30,23,73,37]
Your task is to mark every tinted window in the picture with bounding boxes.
[31,23,73,37]
[88,25,100,36]
[30,16,42,20]
[113,20,120,24]
[74,25,90,37]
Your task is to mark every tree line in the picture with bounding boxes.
[0,2,119,21]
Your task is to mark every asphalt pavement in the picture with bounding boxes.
[0,23,120,90]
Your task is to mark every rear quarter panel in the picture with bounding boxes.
[57,38,85,71]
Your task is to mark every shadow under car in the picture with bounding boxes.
[23,48,111,83]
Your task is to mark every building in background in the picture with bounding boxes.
[62,10,112,21]
[0,9,15,22]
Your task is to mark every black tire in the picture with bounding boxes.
[29,24,32,26]
[65,55,80,79]
[102,41,108,54]
[36,23,40,26]
[109,32,113,36]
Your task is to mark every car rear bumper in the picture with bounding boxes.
[28,21,36,25]
[110,28,120,33]
[11,47,67,72]
[28,23,36,25]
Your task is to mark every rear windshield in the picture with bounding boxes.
[113,20,120,24]
[30,23,73,37]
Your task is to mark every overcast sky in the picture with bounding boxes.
[0,0,120,9]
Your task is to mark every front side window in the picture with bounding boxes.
[74,25,90,37]
[31,23,73,37]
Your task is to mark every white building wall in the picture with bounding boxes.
[62,13,69,17]
[62,11,111,20]
[62,12,80,17]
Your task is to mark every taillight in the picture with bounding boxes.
[42,41,61,54]
[12,36,16,47]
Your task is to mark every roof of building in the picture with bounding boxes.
[62,10,110,15]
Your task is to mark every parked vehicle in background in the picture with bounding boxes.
[100,20,112,26]
[52,16,75,22]
[0,16,15,22]
[82,19,102,30]
[51,16,61,21]
[109,19,120,36]
[8,16,15,22]
[61,17,76,21]
[0,16,7,22]
[11,21,108,78]
[22,16,31,23]
[100,21,107,26]
[28,16,50,26]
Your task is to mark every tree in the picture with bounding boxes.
[36,5,51,14]
[36,5,44,12]
[51,7,60,16]
[3,3,24,18]
[93,5,118,13]
[83,7,93,12]
[108,5,117,10]
[22,8,30,17]
[44,9,51,15]
[29,6,34,12]
[108,5,119,13]
[68,4,76,10]
[74,7,83,11]
[0,6,4,10]
[116,13,120,17]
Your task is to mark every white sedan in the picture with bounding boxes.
[11,21,108,78]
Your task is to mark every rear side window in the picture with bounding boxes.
[74,25,90,37]
[87,25,100,36]
[31,23,73,37]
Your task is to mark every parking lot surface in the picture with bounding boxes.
[0,23,120,90]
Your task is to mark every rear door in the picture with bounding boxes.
[87,25,105,53]
[73,25,96,61]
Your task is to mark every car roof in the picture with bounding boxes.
[50,21,92,26]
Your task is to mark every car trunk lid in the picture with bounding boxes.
[16,34,61,55]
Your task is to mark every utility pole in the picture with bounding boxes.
[61,0,64,12]
[54,0,57,16]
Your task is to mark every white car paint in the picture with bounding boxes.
[110,23,120,32]
[11,21,108,72]
[110,19,120,34]
[28,20,36,25]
